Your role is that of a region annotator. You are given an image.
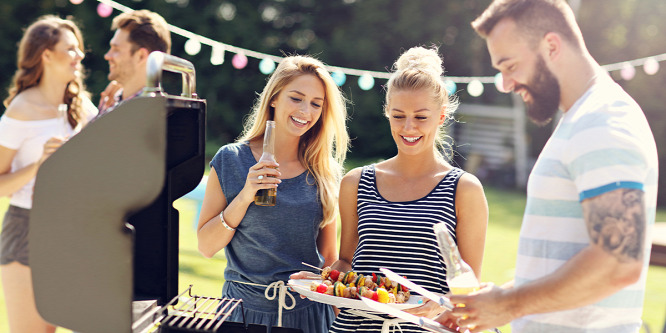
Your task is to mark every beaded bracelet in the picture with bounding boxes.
[219,212,236,231]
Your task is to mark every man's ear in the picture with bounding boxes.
[542,32,562,62]
[136,47,151,63]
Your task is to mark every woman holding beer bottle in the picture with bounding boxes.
[196,55,349,332]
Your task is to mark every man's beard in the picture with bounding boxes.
[516,55,561,126]
[107,63,127,83]
[107,68,119,81]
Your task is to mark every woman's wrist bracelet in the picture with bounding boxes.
[219,212,236,231]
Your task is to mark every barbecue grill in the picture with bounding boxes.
[29,52,301,333]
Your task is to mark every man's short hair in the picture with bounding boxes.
[471,0,581,49]
[112,9,171,54]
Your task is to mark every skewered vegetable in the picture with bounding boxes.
[309,267,412,304]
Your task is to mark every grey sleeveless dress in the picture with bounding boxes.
[209,141,334,332]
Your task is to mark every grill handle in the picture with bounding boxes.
[144,51,197,98]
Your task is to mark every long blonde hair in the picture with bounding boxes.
[385,46,459,160]
[239,55,349,228]
[4,15,89,128]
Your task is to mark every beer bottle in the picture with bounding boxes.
[254,120,277,206]
[433,223,480,295]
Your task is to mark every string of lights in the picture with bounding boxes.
[84,0,664,96]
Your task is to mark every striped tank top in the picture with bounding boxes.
[329,164,464,333]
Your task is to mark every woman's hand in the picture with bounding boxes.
[237,160,281,203]
[403,299,447,319]
[433,310,462,331]
[288,271,321,299]
[289,271,321,280]
[38,137,65,166]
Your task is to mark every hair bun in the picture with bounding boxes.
[395,46,443,77]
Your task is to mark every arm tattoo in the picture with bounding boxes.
[583,189,645,262]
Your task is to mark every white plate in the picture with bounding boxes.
[288,279,424,311]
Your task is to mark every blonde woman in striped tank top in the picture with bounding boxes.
[327,46,489,333]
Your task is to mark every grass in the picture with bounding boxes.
[1,189,666,333]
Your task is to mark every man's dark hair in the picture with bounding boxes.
[471,0,581,49]
[112,9,171,54]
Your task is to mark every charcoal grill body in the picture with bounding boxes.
[30,53,205,333]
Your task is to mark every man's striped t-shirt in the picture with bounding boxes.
[513,77,658,333]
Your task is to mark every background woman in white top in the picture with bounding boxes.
[0,15,96,333]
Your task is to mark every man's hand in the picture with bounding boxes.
[445,283,516,333]
[98,80,121,112]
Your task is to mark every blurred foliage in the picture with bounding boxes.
[0,0,664,204]
[576,0,666,206]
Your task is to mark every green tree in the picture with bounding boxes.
[1,0,502,160]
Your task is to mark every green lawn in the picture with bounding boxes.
[1,189,665,333]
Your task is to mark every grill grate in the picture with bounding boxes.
[135,286,246,333]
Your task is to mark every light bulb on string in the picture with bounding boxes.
[97,3,113,17]
[259,58,276,75]
[184,38,201,56]
[210,44,225,65]
[444,80,457,96]
[467,79,484,97]
[358,73,375,91]
[643,57,659,75]
[494,73,509,93]
[620,63,636,80]
[232,53,248,69]
[75,0,665,94]
[331,71,346,86]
